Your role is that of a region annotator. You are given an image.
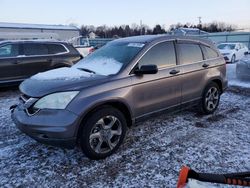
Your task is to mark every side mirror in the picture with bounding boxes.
[134,64,158,75]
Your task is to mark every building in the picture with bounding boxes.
[0,22,80,41]
[201,31,250,49]
[171,27,208,36]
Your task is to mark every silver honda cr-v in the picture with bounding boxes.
[11,35,228,160]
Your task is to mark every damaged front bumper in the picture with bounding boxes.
[11,98,80,149]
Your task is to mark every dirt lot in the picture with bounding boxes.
[0,84,249,187]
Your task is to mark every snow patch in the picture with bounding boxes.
[31,67,93,80]
[74,57,123,76]
[1,90,250,187]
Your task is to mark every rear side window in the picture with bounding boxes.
[0,44,19,58]
[23,43,48,56]
[47,44,67,54]
[201,45,218,60]
[177,43,203,64]
[138,41,176,68]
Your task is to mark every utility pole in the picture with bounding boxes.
[140,20,142,35]
[198,16,202,34]
[198,16,202,26]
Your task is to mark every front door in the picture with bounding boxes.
[131,41,182,118]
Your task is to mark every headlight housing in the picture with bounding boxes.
[33,91,79,110]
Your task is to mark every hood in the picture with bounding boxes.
[20,67,109,97]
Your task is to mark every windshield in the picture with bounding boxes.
[74,42,144,76]
[217,44,236,50]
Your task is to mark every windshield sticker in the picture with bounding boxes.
[127,43,145,48]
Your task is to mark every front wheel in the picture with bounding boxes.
[199,82,221,115]
[231,54,236,63]
[79,106,127,160]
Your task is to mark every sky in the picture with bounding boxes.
[1,0,250,30]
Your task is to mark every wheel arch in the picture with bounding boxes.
[76,99,133,141]
[204,78,223,94]
[52,60,73,68]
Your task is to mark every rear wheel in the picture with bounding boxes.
[79,106,127,160]
[199,82,220,114]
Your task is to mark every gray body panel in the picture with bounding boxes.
[12,35,228,148]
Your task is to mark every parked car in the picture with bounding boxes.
[11,35,228,160]
[217,42,249,63]
[0,40,82,86]
[236,54,250,80]
[69,36,95,57]
[74,45,94,58]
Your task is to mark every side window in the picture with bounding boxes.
[23,43,49,56]
[201,45,219,60]
[0,44,19,58]
[138,41,176,68]
[47,44,67,54]
[177,43,203,64]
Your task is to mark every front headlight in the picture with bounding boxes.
[33,91,79,110]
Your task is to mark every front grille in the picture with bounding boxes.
[19,94,39,116]
[20,94,30,103]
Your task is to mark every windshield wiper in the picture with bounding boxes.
[77,68,96,74]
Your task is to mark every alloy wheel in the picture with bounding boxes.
[205,87,219,111]
[89,115,122,154]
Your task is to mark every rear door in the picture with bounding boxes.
[131,41,182,118]
[0,43,22,82]
[177,41,208,105]
[18,42,52,78]
[177,41,220,105]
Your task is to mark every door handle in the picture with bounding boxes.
[202,63,210,68]
[169,69,180,75]
[12,60,21,64]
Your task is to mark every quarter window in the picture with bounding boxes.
[138,41,176,68]
[47,44,67,54]
[0,44,19,58]
[177,43,203,64]
[201,45,218,60]
[23,43,48,56]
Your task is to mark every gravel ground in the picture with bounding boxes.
[0,84,250,187]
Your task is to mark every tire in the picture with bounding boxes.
[199,82,221,115]
[231,54,236,63]
[79,106,127,160]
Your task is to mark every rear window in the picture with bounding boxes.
[201,45,219,60]
[0,44,19,58]
[177,43,203,64]
[23,43,48,56]
[47,44,67,54]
